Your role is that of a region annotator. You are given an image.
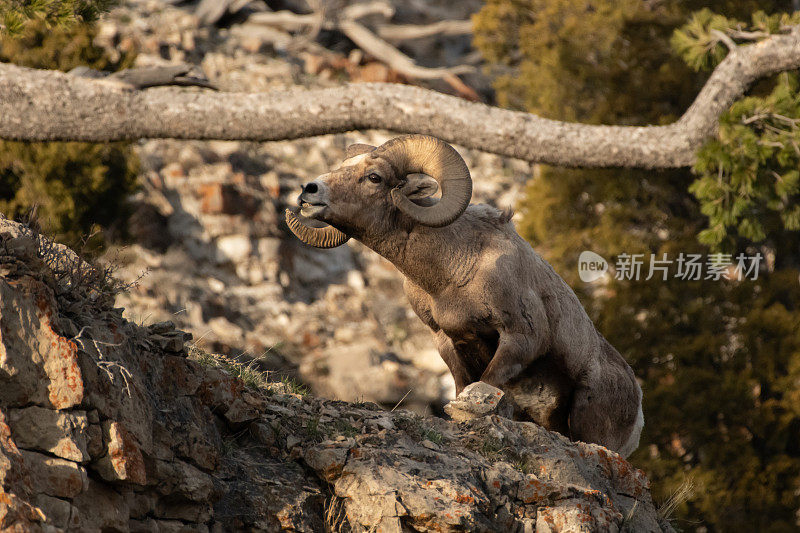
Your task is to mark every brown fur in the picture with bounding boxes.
[295,141,643,457]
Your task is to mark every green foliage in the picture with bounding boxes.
[602,271,800,531]
[473,0,635,121]
[672,10,800,73]
[0,0,116,36]
[279,375,310,396]
[305,416,323,441]
[473,0,705,124]
[475,0,800,530]
[0,140,138,249]
[421,427,443,445]
[0,17,134,71]
[330,419,358,439]
[476,436,505,462]
[670,9,739,72]
[670,12,800,248]
[0,20,137,249]
[692,73,800,248]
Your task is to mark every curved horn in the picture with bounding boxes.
[374,135,472,227]
[285,209,349,248]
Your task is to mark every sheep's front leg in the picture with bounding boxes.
[445,331,547,422]
[433,330,473,395]
[480,331,547,388]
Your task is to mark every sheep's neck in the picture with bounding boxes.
[360,226,476,295]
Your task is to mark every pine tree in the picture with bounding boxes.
[474,1,800,530]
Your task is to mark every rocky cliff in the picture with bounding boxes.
[0,219,672,532]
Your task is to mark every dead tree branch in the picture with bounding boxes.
[69,64,217,90]
[246,11,321,31]
[376,20,473,41]
[337,18,473,79]
[249,8,473,42]
[0,27,799,168]
[247,6,473,82]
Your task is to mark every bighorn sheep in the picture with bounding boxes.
[285,135,644,457]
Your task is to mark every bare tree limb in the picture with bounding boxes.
[339,1,394,22]
[196,0,258,26]
[249,9,473,42]
[0,27,799,168]
[710,29,738,52]
[70,64,217,90]
[728,29,772,41]
[247,2,394,31]
[247,10,321,31]
[248,6,474,82]
[376,20,473,41]
[337,18,474,79]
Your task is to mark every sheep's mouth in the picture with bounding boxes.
[299,201,327,218]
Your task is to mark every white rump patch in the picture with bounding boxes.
[619,389,644,458]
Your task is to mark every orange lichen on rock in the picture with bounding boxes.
[580,443,649,498]
[36,292,84,411]
[104,422,146,485]
[0,278,84,410]
[0,408,53,530]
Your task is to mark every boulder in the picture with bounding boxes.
[7,406,90,463]
[444,381,513,421]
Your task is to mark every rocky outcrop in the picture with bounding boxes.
[0,219,672,532]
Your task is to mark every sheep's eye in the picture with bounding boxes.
[367,173,381,184]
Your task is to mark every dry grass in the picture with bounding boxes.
[657,477,695,530]
[324,494,348,532]
[188,345,272,390]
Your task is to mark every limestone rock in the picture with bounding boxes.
[151,459,215,502]
[7,406,90,462]
[215,234,252,264]
[71,479,129,532]
[20,450,87,499]
[93,420,147,485]
[0,408,46,530]
[444,381,513,421]
[300,341,444,412]
[34,494,76,530]
[0,277,84,410]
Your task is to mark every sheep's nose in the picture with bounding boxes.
[303,182,318,194]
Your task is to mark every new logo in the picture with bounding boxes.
[578,251,609,283]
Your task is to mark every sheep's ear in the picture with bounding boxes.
[402,174,439,199]
[345,143,376,159]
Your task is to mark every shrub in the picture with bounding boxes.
[0,19,138,250]
[0,0,116,36]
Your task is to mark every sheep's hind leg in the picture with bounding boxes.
[569,378,642,457]
[480,331,547,389]
[503,355,572,435]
